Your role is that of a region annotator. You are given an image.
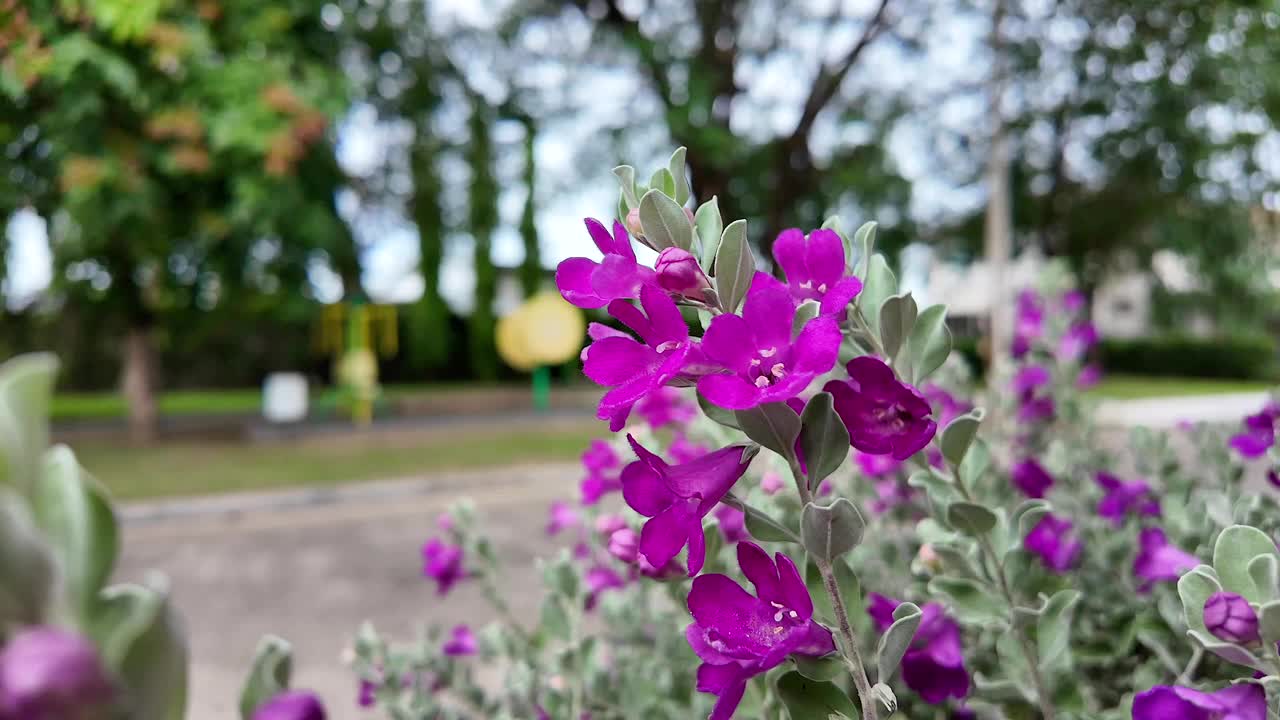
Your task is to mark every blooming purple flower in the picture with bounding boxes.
[1076,363,1103,389]
[698,274,841,410]
[714,504,749,543]
[607,527,639,564]
[1134,528,1200,592]
[669,433,710,464]
[921,384,971,428]
[771,228,864,315]
[580,440,622,505]
[686,542,835,720]
[582,285,703,430]
[546,501,580,536]
[826,356,938,460]
[555,218,655,309]
[1012,290,1044,358]
[868,594,970,704]
[585,566,628,610]
[633,386,697,429]
[1011,458,1054,498]
[870,479,915,514]
[1024,514,1083,573]
[1058,322,1098,362]
[422,538,465,595]
[760,471,784,495]
[1132,684,1265,720]
[253,690,327,720]
[594,513,627,537]
[1095,472,1160,526]
[654,247,712,297]
[1061,289,1086,314]
[1229,404,1278,459]
[1203,592,1260,645]
[856,451,902,478]
[1012,365,1055,422]
[0,627,114,720]
[442,625,478,657]
[356,679,376,708]
[621,436,752,575]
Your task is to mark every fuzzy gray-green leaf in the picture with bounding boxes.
[714,220,753,313]
[638,188,693,251]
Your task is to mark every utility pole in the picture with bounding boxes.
[983,0,1012,390]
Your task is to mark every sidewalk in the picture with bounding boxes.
[1093,391,1269,428]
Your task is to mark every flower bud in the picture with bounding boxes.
[1203,591,1260,644]
[607,528,639,564]
[625,207,643,238]
[253,690,327,720]
[654,247,711,296]
[594,513,627,537]
[0,627,114,720]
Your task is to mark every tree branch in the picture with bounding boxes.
[791,0,893,142]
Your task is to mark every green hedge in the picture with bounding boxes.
[1098,335,1279,381]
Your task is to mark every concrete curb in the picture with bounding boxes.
[1094,391,1269,428]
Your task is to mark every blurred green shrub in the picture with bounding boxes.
[1099,334,1279,380]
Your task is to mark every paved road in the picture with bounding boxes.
[116,463,582,720]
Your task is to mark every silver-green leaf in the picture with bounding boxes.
[239,635,293,720]
[1213,525,1280,602]
[878,292,918,363]
[735,402,801,459]
[905,304,951,384]
[694,196,723,270]
[801,499,865,563]
[668,146,690,205]
[638,188,693,251]
[714,220,753,313]
[1037,589,1082,669]
[876,601,922,681]
[798,392,850,486]
[940,412,984,468]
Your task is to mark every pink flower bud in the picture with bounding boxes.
[654,247,711,296]
[607,528,639,564]
[625,207,643,237]
[0,627,114,719]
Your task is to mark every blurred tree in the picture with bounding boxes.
[517,114,542,297]
[2,0,353,441]
[467,97,499,381]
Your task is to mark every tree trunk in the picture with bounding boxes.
[121,326,159,444]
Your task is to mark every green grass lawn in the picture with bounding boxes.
[79,422,603,501]
[1086,374,1274,400]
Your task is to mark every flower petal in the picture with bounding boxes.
[621,459,675,517]
[609,220,637,260]
[556,257,605,308]
[697,374,763,410]
[736,542,784,604]
[639,499,698,568]
[742,273,795,351]
[593,254,645,302]
[665,444,751,511]
[707,676,748,720]
[819,276,862,315]
[805,228,847,286]
[583,337,657,386]
[790,316,842,378]
[686,518,707,575]
[775,552,813,620]
[702,313,755,374]
[584,217,615,255]
[771,228,808,284]
[640,284,688,344]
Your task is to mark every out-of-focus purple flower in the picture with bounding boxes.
[1134,528,1200,592]
[655,247,712,297]
[422,538,466,595]
[927,447,945,469]
[442,625,478,657]
[817,478,834,496]
[826,356,937,460]
[556,218,655,309]
[1011,458,1054,498]
[1058,322,1098,362]
[686,542,835,720]
[921,384,971,428]
[252,690,327,720]
[546,501,580,536]
[583,285,709,431]
[698,274,841,410]
[0,627,113,720]
[760,471,784,495]
[356,679,376,708]
[580,440,622,505]
[1061,290,1086,314]
[1012,365,1055,423]
[607,528,639,564]
[585,566,628,610]
[1269,468,1280,489]
[1229,405,1278,459]
[436,513,454,532]
[714,504,749,543]
[594,513,627,537]
[1203,592,1260,645]
[621,436,753,575]
[1095,472,1160,526]
[1012,290,1044,358]
[870,479,915,514]
[856,451,902,478]
[868,594,969,704]
[1132,684,1264,720]
[669,433,710,464]
[771,228,864,315]
[634,387,697,429]
[1076,363,1103,389]
[1024,514,1083,573]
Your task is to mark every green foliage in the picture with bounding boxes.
[467,99,499,381]
[1099,335,1278,380]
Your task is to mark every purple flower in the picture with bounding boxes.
[620,436,753,575]
[1134,528,1200,592]
[669,434,710,464]
[607,528,640,564]
[868,594,970,704]
[870,479,915,515]
[442,625,478,657]
[0,627,113,720]
[698,274,841,410]
[922,384,971,428]
[1061,290,1086,314]
[760,471,784,495]
[580,440,622,505]
[633,387,697,429]
[1012,365,1055,422]
[1095,472,1160,526]
[1012,290,1044,357]
[714,504,749,543]
[356,679,376,708]
[1269,468,1280,489]
[422,538,465,595]
[594,513,627,537]
[654,247,712,297]
[582,286,702,430]
[826,356,938,460]
[1011,458,1054,498]
[686,542,835,720]
[253,690,327,720]
[546,501,580,536]
[1132,684,1265,720]
[1203,592,1261,645]
[771,228,864,315]
[585,566,627,610]
[1058,322,1098,362]
[856,451,902,478]
[1025,514,1083,573]
[555,218,655,309]
[1077,363,1103,388]
[1229,406,1278,459]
